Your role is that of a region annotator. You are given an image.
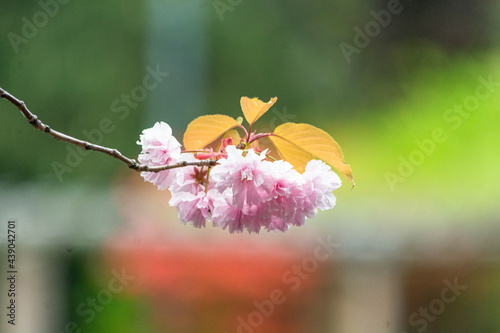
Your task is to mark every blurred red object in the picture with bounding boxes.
[102,172,335,333]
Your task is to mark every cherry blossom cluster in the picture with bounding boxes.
[137,122,342,233]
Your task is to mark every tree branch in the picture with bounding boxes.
[0,86,217,173]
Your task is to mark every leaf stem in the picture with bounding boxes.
[238,123,249,144]
[248,132,272,144]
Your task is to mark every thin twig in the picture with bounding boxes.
[0,86,217,172]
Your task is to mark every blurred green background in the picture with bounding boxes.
[1,1,500,332]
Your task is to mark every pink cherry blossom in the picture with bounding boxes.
[137,122,182,190]
[259,159,304,231]
[265,159,300,198]
[210,146,272,209]
[209,151,343,233]
[170,188,230,229]
[262,159,341,231]
[169,153,207,195]
[136,126,343,233]
[170,191,211,228]
[302,159,342,212]
[211,190,265,234]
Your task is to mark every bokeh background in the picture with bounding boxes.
[1,1,500,332]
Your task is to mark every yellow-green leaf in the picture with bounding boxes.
[240,96,277,125]
[216,129,242,151]
[183,115,240,150]
[268,123,354,183]
[222,129,242,144]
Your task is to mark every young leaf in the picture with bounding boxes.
[240,96,277,125]
[268,123,354,183]
[183,115,240,150]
